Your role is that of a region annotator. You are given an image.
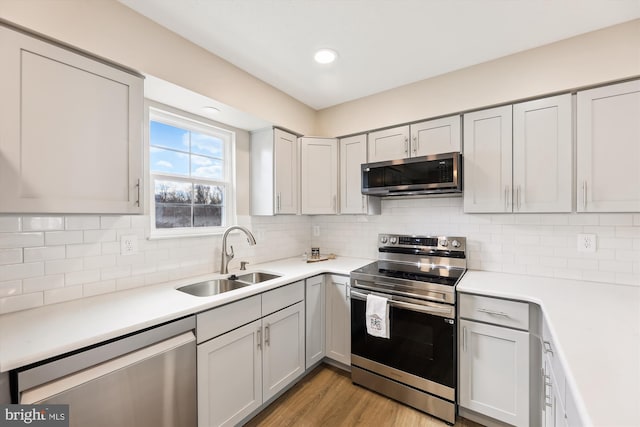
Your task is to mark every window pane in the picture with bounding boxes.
[193,184,224,227]
[150,121,189,152]
[150,147,190,175]
[191,132,223,158]
[191,155,223,179]
[154,180,193,228]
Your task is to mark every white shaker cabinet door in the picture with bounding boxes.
[197,320,262,427]
[0,25,143,214]
[513,94,572,213]
[367,125,410,162]
[300,137,338,214]
[463,106,513,213]
[305,275,326,368]
[340,134,367,214]
[325,275,351,365]
[577,80,640,212]
[274,128,299,214]
[410,115,461,156]
[262,301,305,402]
[459,319,530,427]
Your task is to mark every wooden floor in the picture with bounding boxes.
[245,364,484,427]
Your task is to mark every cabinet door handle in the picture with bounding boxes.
[412,135,417,154]
[516,185,521,211]
[276,193,281,213]
[361,195,365,211]
[135,179,141,207]
[462,326,467,352]
[265,324,270,346]
[543,340,554,356]
[582,180,587,210]
[477,308,510,317]
[257,328,262,350]
[404,137,409,155]
[504,186,510,211]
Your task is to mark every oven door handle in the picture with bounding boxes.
[353,280,449,304]
[350,289,453,317]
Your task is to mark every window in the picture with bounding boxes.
[148,107,235,236]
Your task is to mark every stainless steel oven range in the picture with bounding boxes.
[349,233,467,425]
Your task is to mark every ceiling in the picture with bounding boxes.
[120,0,640,110]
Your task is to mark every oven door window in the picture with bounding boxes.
[351,297,454,388]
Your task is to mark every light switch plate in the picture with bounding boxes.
[121,235,139,255]
[577,234,596,253]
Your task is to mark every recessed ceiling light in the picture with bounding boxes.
[314,48,338,64]
[203,106,220,114]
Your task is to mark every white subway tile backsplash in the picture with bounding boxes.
[0,248,22,265]
[100,216,131,229]
[45,231,84,246]
[0,280,21,298]
[23,246,66,262]
[65,269,101,286]
[83,255,116,270]
[101,265,131,281]
[0,292,43,314]
[23,275,65,293]
[65,216,100,230]
[84,229,117,243]
[65,243,102,258]
[0,262,44,281]
[45,258,84,275]
[22,216,64,231]
[44,285,83,305]
[83,280,116,297]
[0,217,21,232]
[0,232,44,249]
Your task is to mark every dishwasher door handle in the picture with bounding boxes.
[21,332,195,404]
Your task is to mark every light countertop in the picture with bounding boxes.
[457,270,640,427]
[0,256,373,372]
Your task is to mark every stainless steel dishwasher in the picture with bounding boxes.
[12,316,196,427]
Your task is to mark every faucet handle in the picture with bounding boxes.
[240,261,249,271]
[228,245,235,260]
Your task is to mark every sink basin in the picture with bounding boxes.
[234,272,281,284]
[177,279,249,297]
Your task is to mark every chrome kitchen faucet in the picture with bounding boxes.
[220,226,257,274]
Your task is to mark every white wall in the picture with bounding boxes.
[316,19,640,136]
[310,198,640,287]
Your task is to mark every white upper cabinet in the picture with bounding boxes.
[577,80,640,212]
[463,105,513,213]
[300,137,338,214]
[367,125,410,162]
[339,134,381,215]
[464,95,572,213]
[410,115,461,156]
[0,25,143,214]
[250,127,299,215]
[513,94,572,213]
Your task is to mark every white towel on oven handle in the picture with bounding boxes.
[365,294,390,339]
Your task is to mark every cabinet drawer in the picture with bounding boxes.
[196,295,261,344]
[262,281,304,316]
[459,293,529,330]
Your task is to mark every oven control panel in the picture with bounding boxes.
[379,234,466,252]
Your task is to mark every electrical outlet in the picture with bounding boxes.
[577,234,596,253]
[312,225,320,237]
[120,235,138,255]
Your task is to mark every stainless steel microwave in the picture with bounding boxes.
[361,152,462,197]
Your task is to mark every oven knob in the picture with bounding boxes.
[451,240,461,248]
[439,239,448,247]
[380,236,388,244]
[389,236,398,244]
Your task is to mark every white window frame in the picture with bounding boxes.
[147,103,236,238]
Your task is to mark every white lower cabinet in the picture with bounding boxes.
[197,320,262,427]
[305,275,325,368]
[459,294,530,426]
[196,281,305,427]
[325,275,350,365]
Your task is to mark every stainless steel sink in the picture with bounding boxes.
[177,279,249,297]
[233,272,280,284]
[177,272,281,297]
